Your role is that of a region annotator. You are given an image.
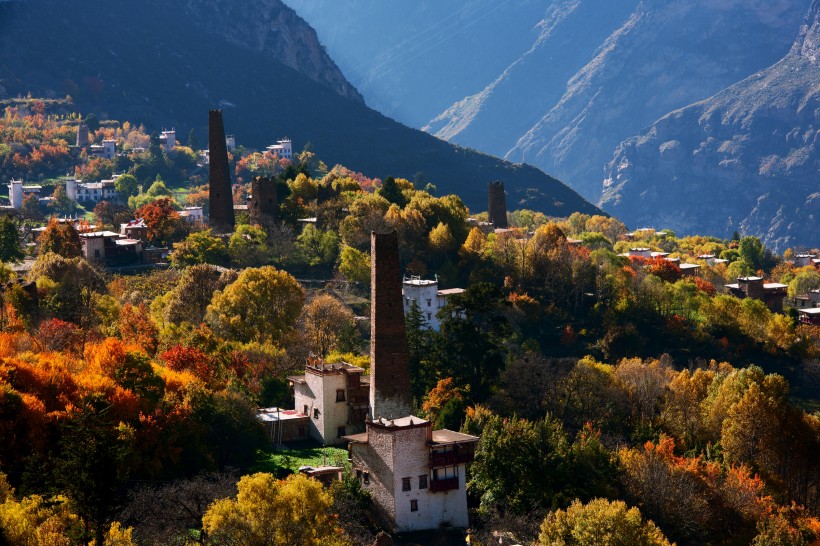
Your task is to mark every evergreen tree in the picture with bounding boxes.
[0,216,24,263]
[377,176,407,208]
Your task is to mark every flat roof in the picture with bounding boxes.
[404,278,437,286]
[80,231,120,238]
[370,415,429,428]
[430,429,479,445]
[799,308,820,315]
[764,283,788,289]
[342,432,369,443]
[114,239,141,246]
[437,288,465,296]
[679,263,701,270]
[738,276,763,281]
[257,407,308,422]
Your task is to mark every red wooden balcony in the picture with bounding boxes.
[430,450,474,467]
[429,477,459,492]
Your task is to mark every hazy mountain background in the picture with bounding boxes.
[602,1,820,251]
[285,0,818,249]
[0,0,600,218]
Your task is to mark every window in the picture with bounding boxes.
[313,408,319,419]
[410,500,418,512]
[297,425,306,438]
[356,469,362,481]
[426,299,432,307]
[303,404,308,415]
[363,472,370,485]
[427,313,432,320]
[337,426,345,438]
[402,477,411,492]
[336,389,346,402]
[419,475,428,489]
[94,249,100,258]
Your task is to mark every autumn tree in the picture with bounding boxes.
[38,218,82,258]
[538,498,672,546]
[161,264,237,326]
[135,198,186,246]
[201,473,349,546]
[295,225,339,267]
[300,294,355,357]
[338,245,370,285]
[205,266,305,344]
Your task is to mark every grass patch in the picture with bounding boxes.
[252,441,349,476]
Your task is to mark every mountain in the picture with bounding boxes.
[0,0,600,218]
[282,0,550,127]
[601,1,820,251]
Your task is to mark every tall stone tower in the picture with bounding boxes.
[248,176,278,227]
[369,231,412,421]
[488,181,508,229]
[208,110,235,233]
[76,122,90,148]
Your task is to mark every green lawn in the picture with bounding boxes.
[252,442,349,476]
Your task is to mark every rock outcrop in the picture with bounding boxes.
[601,1,820,250]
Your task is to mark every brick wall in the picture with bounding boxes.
[208,110,235,233]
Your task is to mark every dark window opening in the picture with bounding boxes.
[337,426,345,438]
[313,408,319,419]
[402,477,411,492]
[410,499,418,512]
[419,475,428,489]
[336,389,346,402]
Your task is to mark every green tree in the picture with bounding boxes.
[187,128,199,151]
[0,216,24,263]
[738,236,765,270]
[229,224,270,268]
[376,176,407,208]
[205,266,305,344]
[538,498,672,546]
[170,229,230,267]
[338,246,370,285]
[48,184,77,216]
[295,225,339,267]
[113,173,139,198]
[56,395,134,546]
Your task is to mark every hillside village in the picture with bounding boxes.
[0,102,819,545]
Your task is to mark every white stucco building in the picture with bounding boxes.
[89,139,116,160]
[266,138,292,159]
[159,129,176,153]
[288,358,369,445]
[345,416,478,533]
[402,276,464,330]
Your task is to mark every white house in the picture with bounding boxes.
[402,276,465,330]
[345,416,478,533]
[89,139,116,160]
[159,129,176,153]
[288,357,369,445]
[179,207,204,224]
[266,138,292,160]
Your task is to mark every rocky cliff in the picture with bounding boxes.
[182,0,362,103]
[601,1,820,251]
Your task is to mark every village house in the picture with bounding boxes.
[7,180,42,209]
[266,138,293,159]
[159,129,176,153]
[89,139,116,160]
[80,231,143,267]
[402,275,465,330]
[798,308,820,326]
[794,254,817,267]
[341,232,479,533]
[287,357,370,446]
[795,289,820,309]
[256,407,309,445]
[725,276,788,313]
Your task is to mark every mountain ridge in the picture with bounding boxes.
[0,0,601,218]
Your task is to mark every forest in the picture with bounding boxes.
[0,102,820,545]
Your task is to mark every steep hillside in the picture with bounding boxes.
[424,0,634,157]
[503,0,809,200]
[601,1,820,251]
[283,0,549,127]
[0,0,600,217]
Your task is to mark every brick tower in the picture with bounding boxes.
[208,110,235,233]
[369,231,412,420]
[488,181,508,229]
[248,176,278,227]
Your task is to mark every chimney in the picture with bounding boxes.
[488,181,508,229]
[369,231,412,420]
[208,110,235,233]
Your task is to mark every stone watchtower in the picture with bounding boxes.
[248,176,278,227]
[369,231,412,420]
[76,122,90,148]
[488,181,508,229]
[208,110,235,233]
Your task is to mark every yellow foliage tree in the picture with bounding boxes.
[202,473,349,546]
